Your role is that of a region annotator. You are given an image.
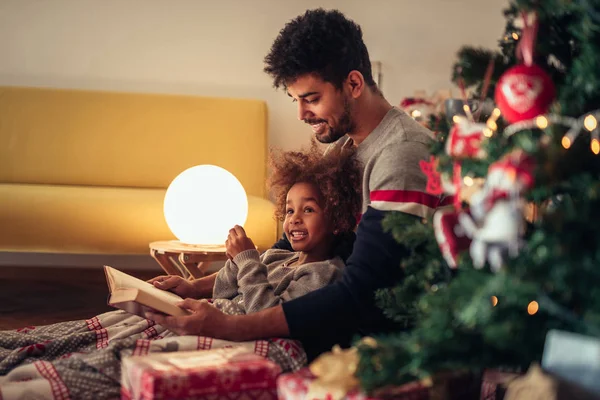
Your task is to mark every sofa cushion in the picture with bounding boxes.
[0,183,277,255]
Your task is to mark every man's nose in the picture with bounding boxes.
[297,103,310,121]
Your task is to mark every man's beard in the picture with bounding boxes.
[314,98,355,144]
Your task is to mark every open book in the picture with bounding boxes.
[104,265,191,318]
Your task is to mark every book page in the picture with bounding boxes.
[104,265,185,307]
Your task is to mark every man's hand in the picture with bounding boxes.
[148,275,199,299]
[225,225,256,259]
[145,298,235,339]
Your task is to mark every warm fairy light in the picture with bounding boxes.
[452,115,464,124]
[527,301,539,315]
[491,296,499,307]
[492,108,501,118]
[506,168,517,182]
[483,128,494,138]
[411,109,422,118]
[463,176,474,187]
[535,116,549,129]
[512,32,519,40]
[592,139,600,155]
[584,115,598,132]
[562,136,571,149]
[462,104,471,113]
[487,120,498,131]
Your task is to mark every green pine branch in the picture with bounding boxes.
[356,0,600,393]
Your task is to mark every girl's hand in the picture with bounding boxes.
[148,275,200,298]
[225,225,256,259]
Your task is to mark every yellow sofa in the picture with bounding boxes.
[0,86,278,255]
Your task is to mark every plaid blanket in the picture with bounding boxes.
[0,310,306,400]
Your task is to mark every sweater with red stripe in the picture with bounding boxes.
[277,107,444,360]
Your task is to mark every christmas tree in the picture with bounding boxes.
[356,0,600,392]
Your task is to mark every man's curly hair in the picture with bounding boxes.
[267,142,362,234]
[264,8,377,91]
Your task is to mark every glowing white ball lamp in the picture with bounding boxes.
[163,165,248,246]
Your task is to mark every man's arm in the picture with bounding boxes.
[228,304,290,339]
[146,298,290,340]
[148,208,416,343]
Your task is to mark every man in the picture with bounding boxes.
[147,8,443,361]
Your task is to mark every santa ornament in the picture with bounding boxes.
[433,150,536,272]
[460,150,535,271]
[494,12,555,123]
[495,64,555,123]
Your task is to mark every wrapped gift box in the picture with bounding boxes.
[277,368,430,400]
[121,347,281,400]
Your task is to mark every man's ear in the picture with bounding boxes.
[345,70,365,99]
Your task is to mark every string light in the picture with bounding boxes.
[535,115,549,129]
[485,108,501,134]
[584,115,598,131]
[463,176,474,187]
[411,110,422,119]
[504,114,579,137]
[511,32,519,40]
[487,120,498,131]
[452,115,465,124]
[462,103,474,121]
[592,138,600,155]
[527,301,539,315]
[562,126,579,150]
[503,110,600,155]
[491,296,499,307]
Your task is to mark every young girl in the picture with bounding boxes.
[0,144,362,399]
[149,142,362,316]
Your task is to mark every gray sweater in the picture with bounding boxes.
[212,249,344,315]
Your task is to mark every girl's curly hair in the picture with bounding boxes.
[267,141,362,233]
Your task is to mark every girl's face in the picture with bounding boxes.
[283,182,333,255]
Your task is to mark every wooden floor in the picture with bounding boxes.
[0,267,158,330]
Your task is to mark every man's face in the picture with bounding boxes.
[286,74,355,144]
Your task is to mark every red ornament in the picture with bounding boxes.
[487,149,536,192]
[446,121,487,159]
[419,156,443,195]
[494,64,555,123]
[433,209,472,269]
